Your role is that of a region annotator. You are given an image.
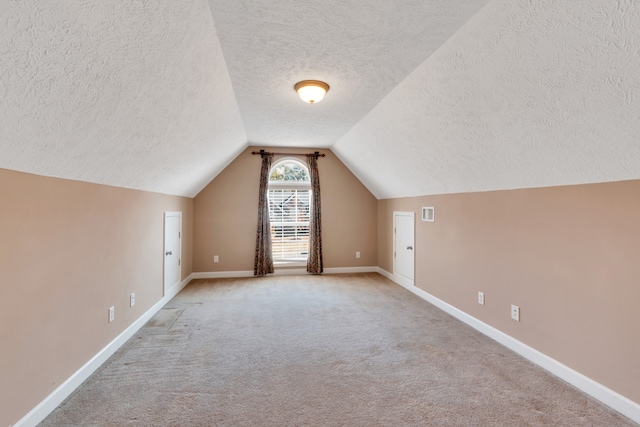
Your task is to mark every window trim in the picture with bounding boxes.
[268,158,311,263]
[268,180,311,189]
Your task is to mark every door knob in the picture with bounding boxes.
[165,251,172,256]
[406,246,413,250]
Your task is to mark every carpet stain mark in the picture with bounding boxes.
[134,332,192,348]
[145,307,184,328]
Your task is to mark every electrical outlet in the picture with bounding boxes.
[214,255,219,263]
[355,251,361,259]
[108,306,115,323]
[130,293,135,308]
[478,292,485,305]
[511,304,520,321]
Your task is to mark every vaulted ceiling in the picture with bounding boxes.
[2,0,639,198]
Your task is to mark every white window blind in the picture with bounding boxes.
[268,189,310,261]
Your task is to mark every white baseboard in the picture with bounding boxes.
[376,267,414,288]
[14,274,194,427]
[192,266,378,279]
[324,266,378,274]
[376,267,640,424]
[191,270,254,279]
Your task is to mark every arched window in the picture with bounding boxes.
[268,158,311,262]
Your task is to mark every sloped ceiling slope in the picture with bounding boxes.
[0,0,246,197]
[333,0,640,199]
[206,0,491,147]
[4,0,638,200]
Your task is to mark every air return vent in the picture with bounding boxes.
[422,207,435,222]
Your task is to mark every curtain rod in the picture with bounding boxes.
[251,150,325,158]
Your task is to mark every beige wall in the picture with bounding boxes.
[378,180,640,404]
[5,156,639,424]
[0,168,193,426]
[194,146,377,272]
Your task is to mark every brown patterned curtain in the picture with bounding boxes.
[254,153,275,276]
[306,153,323,274]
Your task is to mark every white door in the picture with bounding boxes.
[164,212,182,295]
[393,211,415,286]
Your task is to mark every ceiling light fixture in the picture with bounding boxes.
[294,80,330,104]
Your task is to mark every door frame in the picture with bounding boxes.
[393,211,415,287]
[163,211,182,296]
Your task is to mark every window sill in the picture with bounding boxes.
[274,261,307,267]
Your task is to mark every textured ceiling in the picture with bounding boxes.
[1,0,246,197]
[2,0,639,198]
[206,0,490,147]
[334,0,640,198]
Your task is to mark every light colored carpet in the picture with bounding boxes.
[40,273,637,426]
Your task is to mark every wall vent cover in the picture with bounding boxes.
[422,207,435,222]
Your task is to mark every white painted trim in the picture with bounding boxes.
[375,267,640,424]
[392,211,415,285]
[274,261,307,267]
[191,266,379,280]
[14,274,193,427]
[324,266,378,274]
[269,180,311,189]
[163,211,182,296]
[377,266,414,288]
[191,270,254,279]
[164,273,192,301]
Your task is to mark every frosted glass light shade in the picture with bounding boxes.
[295,80,329,104]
